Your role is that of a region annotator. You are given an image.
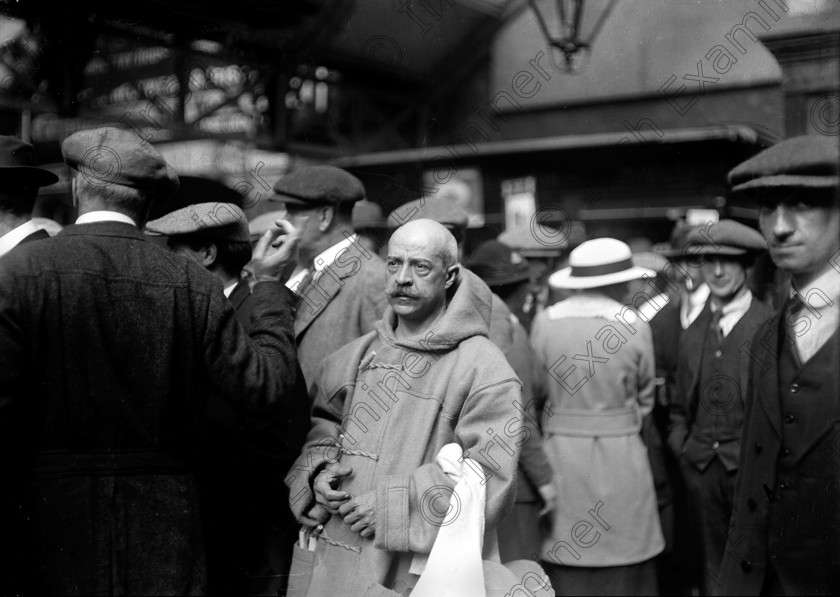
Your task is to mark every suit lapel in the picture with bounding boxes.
[294,268,345,339]
[228,280,250,311]
[756,314,783,437]
[684,303,712,414]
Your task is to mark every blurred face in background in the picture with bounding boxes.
[702,255,749,304]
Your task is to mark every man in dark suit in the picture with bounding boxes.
[274,165,387,386]
[0,135,57,258]
[718,135,840,596]
[0,127,304,596]
[146,200,309,596]
[667,220,774,595]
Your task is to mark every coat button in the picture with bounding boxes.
[747,498,757,512]
[754,443,763,453]
[779,481,790,490]
[782,447,791,457]
[712,441,720,450]
[715,349,722,358]
[790,383,799,393]
[785,414,795,424]
[741,560,752,573]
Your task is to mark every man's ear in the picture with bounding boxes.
[318,205,335,232]
[444,263,460,289]
[202,243,218,268]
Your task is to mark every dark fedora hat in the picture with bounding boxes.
[469,240,538,287]
[0,135,59,187]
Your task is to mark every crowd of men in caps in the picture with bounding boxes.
[0,128,836,597]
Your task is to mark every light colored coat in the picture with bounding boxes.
[531,294,664,567]
[285,269,522,596]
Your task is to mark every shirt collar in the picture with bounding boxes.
[0,220,40,258]
[222,281,238,298]
[710,287,752,318]
[791,264,840,308]
[311,234,358,272]
[75,211,137,227]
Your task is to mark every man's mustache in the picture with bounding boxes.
[386,286,430,299]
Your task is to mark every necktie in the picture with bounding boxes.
[711,307,724,344]
[783,293,805,363]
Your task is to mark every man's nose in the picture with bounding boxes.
[395,263,413,284]
[713,259,724,277]
[769,205,795,239]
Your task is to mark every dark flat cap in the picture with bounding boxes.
[469,240,536,287]
[62,127,179,196]
[661,222,702,259]
[0,135,59,187]
[686,219,766,255]
[145,202,249,243]
[729,135,839,194]
[272,165,365,206]
[387,196,469,229]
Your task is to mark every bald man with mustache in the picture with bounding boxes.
[285,219,523,596]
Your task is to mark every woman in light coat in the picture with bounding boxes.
[531,238,665,596]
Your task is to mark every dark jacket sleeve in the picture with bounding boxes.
[202,281,302,415]
[667,336,692,457]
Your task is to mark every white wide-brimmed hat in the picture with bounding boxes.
[549,238,655,289]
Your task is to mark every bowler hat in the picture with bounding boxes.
[469,240,537,287]
[352,199,386,229]
[549,238,654,289]
[729,135,839,194]
[62,127,178,196]
[272,165,365,207]
[685,219,766,255]
[145,202,249,243]
[0,135,59,187]
[387,195,469,230]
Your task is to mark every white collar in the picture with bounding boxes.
[223,281,238,298]
[311,234,359,273]
[0,220,40,258]
[75,211,137,227]
[792,264,840,307]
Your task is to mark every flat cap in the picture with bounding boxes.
[686,219,766,255]
[62,127,179,197]
[469,240,536,287]
[633,251,670,273]
[145,202,249,243]
[272,165,365,206]
[387,196,469,229]
[729,135,839,194]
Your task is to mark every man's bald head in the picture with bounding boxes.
[385,219,460,336]
[389,219,458,269]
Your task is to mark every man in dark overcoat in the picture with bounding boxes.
[667,220,773,594]
[0,127,303,595]
[0,135,57,257]
[275,165,387,386]
[717,135,840,595]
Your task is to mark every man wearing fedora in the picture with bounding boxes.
[717,135,840,596]
[531,238,664,595]
[0,127,303,595]
[469,239,557,563]
[274,165,387,386]
[0,135,58,258]
[666,220,773,595]
[146,200,309,596]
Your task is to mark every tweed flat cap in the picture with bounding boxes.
[469,240,536,287]
[0,135,59,187]
[387,196,469,229]
[729,135,839,193]
[272,165,365,206]
[685,219,766,255]
[62,127,178,196]
[145,202,249,243]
